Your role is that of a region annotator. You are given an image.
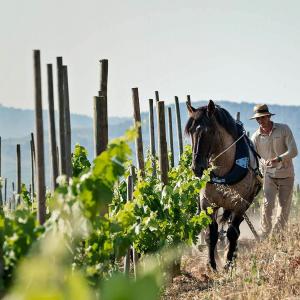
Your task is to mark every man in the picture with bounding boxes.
[251,104,298,238]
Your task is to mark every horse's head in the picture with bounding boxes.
[185,100,217,177]
[185,100,238,178]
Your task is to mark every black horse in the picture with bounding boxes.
[185,100,261,270]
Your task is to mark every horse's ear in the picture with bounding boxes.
[207,100,215,117]
[186,102,196,117]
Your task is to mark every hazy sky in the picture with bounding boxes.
[1,0,300,117]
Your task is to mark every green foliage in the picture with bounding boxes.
[78,130,133,220]
[4,234,94,300]
[1,128,210,298]
[100,273,160,300]
[72,143,91,177]
[0,208,44,288]
[54,129,137,283]
[0,177,3,189]
[20,184,31,207]
[0,130,136,291]
[130,145,211,254]
[4,233,161,300]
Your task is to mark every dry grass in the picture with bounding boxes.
[162,223,300,300]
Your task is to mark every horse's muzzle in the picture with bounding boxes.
[192,166,204,178]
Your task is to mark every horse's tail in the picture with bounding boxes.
[220,209,232,224]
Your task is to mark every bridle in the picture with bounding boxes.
[192,126,211,164]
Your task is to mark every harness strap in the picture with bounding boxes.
[193,121,263,186]
[244,134,263,182]
[210,131,246,163]
[209,122,250,185]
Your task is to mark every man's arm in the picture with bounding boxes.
[268,125,298,165]
[278,125,298,161]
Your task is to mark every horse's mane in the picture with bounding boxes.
[185,105,239,139]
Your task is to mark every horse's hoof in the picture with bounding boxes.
[224,261,234,272]
[206,262,217,273]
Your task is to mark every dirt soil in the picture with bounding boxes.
[162,223,300,300]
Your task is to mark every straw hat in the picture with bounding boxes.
[250,104,275,119]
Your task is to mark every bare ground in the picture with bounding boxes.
[162,223,300,300]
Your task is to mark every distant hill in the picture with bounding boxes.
[1,101,299,197]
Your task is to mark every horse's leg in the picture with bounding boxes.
[205,215,219,270]
[225,214,244,269]
[200,198,219,270]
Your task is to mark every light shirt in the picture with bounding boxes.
[251,123,298,178]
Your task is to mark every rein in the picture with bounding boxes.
[209,131,246,165]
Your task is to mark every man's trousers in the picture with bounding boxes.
[261,174,294,236]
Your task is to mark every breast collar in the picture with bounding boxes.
[210,122,250,185]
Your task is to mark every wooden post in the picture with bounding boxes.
[94,95,108,156]
[16,144,21,195]
[157,101,169,185]
[155,91,160,102]
[130,166,138,279]
[34,50,46,224]
[130,165,137,183]
[56,145,60,173]
[30,133,36,200]
[16,144,21,206]
[0,136,1,178]
[187,95,191,106]
[94,96,100,157]
[0,136,2,276]
[132,88,145,174]
[4,178,7,205]
[175,96,183,157]
[29,184,31,201]
[168,107,174,168]
[98,59,108,150]
[0,136,2,206]
[99,59,108,96]
[11,182,15,210]
[236,112,240,122]
[57,57,66,175]
[148,99,156,175]
[158,102,181,276]
[31,132,36,163]
[63,65,72,178]
[47,64,59,190]
[124,174,133,275]
[154,92,160,167]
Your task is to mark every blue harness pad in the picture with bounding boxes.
[210,124,249,185]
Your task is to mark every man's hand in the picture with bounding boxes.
[266,157,281,166]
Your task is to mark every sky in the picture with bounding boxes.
[0,0,300,117]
